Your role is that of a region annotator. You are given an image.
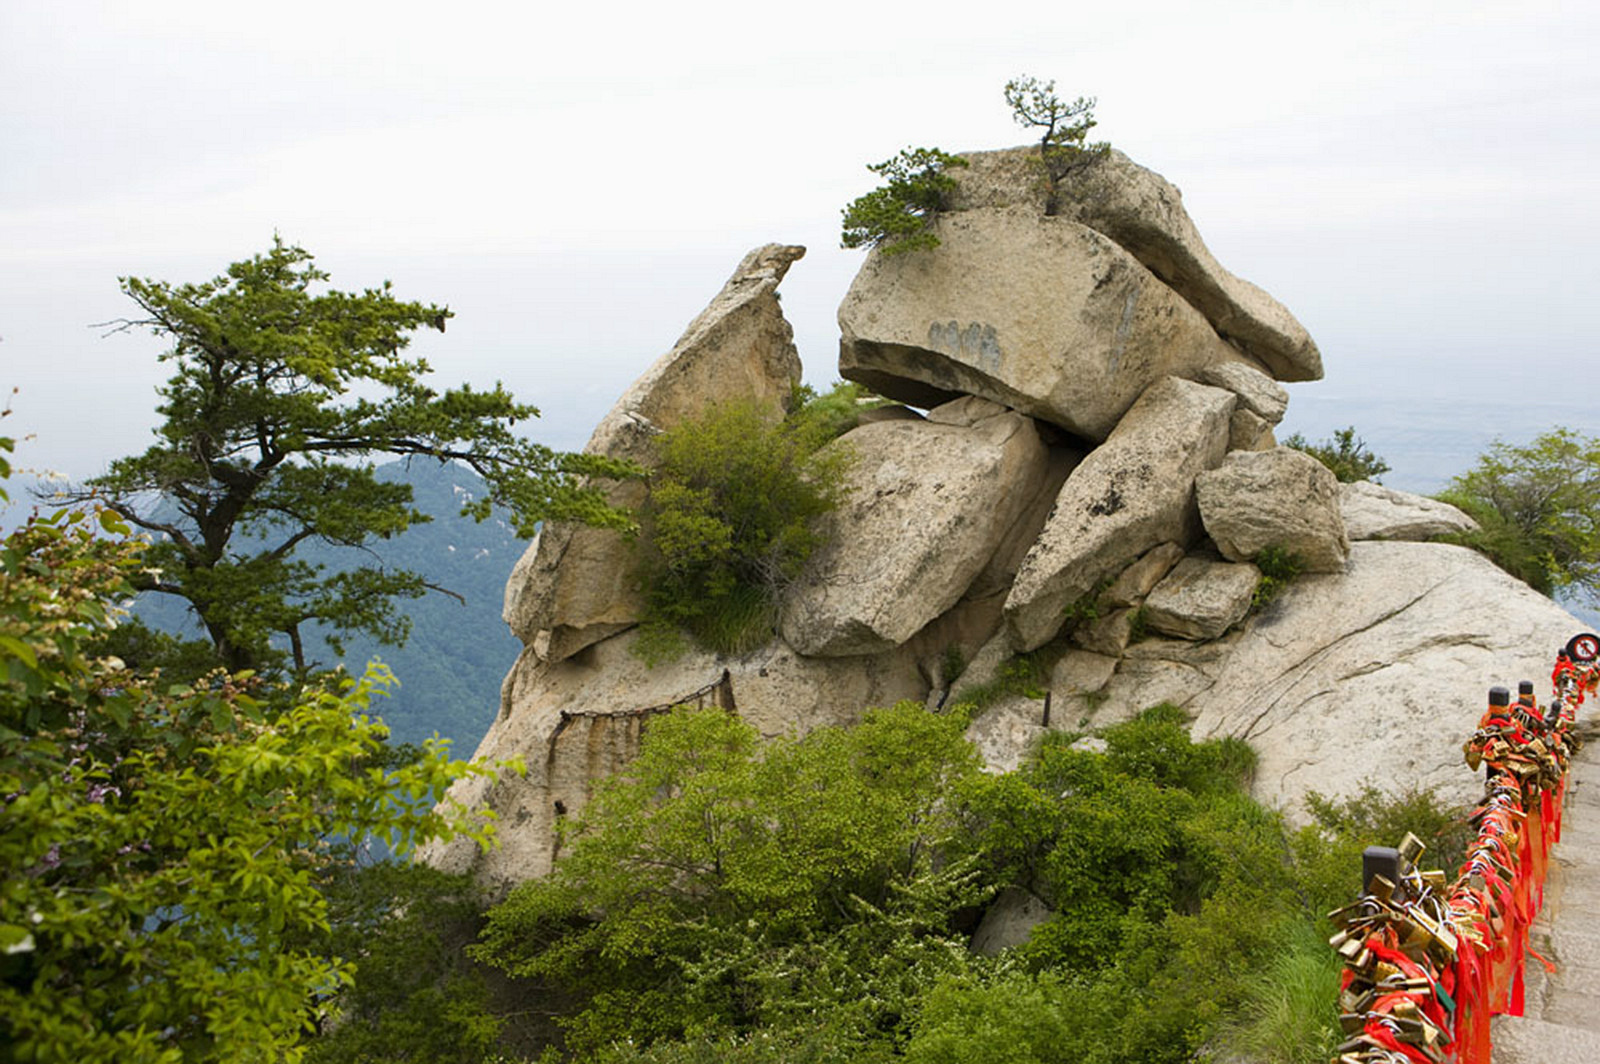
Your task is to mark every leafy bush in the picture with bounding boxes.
[302,864,501,1064]
[636,399,851,659]
[1282,426,1391,483]
[1252,545,1305,608]
[785,380,891,442]
[840,148,968,256]
[1435,427,1600,600]
[473,704,986,1057]
[940,706,1302,1063]
[946,653,1049,714]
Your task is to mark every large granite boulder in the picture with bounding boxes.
[781,409,1053,656]
[837,207,1239,441]
[420,627,928,887]
[1004,377,1236,650]
[1341,480,1479,541]
[948,147,1322,382]
[1189,541,1587,818]
[1197,448,1350,572]
[504,244,806,663]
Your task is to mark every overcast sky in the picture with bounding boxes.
[4,0,1597,493]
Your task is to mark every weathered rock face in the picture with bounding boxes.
[1197,447,1350,572]
[948,147,1323,383]
[1103,542,1186,608]
[1187,542,1586,818]
[1004,376,1236,650]
[780,410,1052,657]
[1142,556,1260,641]
[1341,480,1479,541]
[503,244,806,662]
[837,207,1240,440]
[420,628,928,887]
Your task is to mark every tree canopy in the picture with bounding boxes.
[84,239,637,675]
[1437,427,1600,600]
[0,428,505,1062]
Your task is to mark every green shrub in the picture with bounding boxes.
[636,399,851,659]
[1435,427,1600,600]
[840,148,968,255]
[1282,426,1391,483]
[1252,545,1304,609]
[946,652,1048,715]
[786,380,890,442]
[474,704,987,1058]
[1291,785,1473,915]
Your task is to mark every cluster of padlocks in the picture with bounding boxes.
[1327,633,1598,1064]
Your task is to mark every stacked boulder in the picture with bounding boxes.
[424,147,1581,891]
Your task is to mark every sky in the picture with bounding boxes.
[3,0,1598,496]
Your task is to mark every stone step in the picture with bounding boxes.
[1493,1014,1600,1064]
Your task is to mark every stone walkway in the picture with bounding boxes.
[1493,726,1600,1063]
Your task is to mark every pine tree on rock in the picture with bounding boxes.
[83,239,638,676]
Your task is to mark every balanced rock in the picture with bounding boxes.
[781,410,1051,656]
[1197,447,1350,572]
[948,147,1322,382]
[503,244,806,662]
[420,627,927,887]
[1142,555,1260,641]
[838,207,1239,440]
[1004,376,1236,650]
[1341,480,1479,541]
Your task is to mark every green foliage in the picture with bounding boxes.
[1217,920,1344,1064]
[785,380,891,442]
[932,707,1301,1063]
[1282,426,1392,484]
[946,652,1048,714]
[903,968,1098,1064]
[474,703,986,1057]
[1435,427,1600,600]
[1252,545,1305,609]
[0,445,502,1063]
[83,238,638,676]
[302,864,501,1064]
[1291,785,1473,917]
[636,399,851,659]
[1062,576,1113,627]
[840,148,969,255]
[1004,75,1109,215]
